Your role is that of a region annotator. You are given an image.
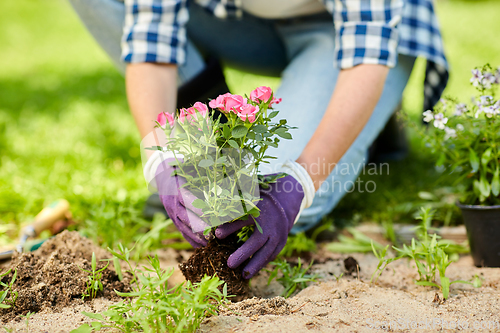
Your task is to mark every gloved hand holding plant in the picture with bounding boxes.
[142,86,315,280]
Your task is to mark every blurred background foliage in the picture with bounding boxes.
[1,0,500,244]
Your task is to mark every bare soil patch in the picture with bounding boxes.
[2,238,500,332]
[0,231,130,322]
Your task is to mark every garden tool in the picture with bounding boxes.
[0,199,71,261]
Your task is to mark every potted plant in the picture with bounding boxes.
[419,64,500,267]
[148,87,292,295]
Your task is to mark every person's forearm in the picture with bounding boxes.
[296,64,389,190]
[126,63,178,139]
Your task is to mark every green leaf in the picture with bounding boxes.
[91,252,97,272]
[249,207,260,218]
[479,174,491,198]
[227,140,239,149]
[326,242,372,253]
[436,152,446,167]
[473,180,482,197]
[473,276,483,288]
[492,167,500,197]
[91,322,103,330]
[216,156,227,164]
[418,191,437,201]
[223,283,228,297]
[70,324,94,333]
[249,149,259,160]
[450,279,473,285]
[275,128,292,140]
[113,257,123,281]
[469,149,479,172]
[268,111,279,119]
[481,148,493,167]
[192,199,207,209]
[222,125,231,139]
[267,269,278,285]
[441,276,450,299]
[255,220,263,234]
[414,281,439,287]
[252,125,267,133]
[0,303,11,309]
[198,159,214,168]
[232,125,248,138]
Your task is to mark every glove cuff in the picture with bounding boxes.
[143,150,184,193]
[278,160,316,222]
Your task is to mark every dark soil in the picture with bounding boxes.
[344,256,361,275]
[179,234,249,299]
[0,231,130,322]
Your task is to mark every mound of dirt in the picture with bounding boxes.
[0,231,130,322]
[219,296,291,316]
[179,234,249,299]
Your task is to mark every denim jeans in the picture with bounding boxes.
[69,0,415,232]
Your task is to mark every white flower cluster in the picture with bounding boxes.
[470,67,500,118]
[423,110,448,129]
[422,66,499,142]
[475,95,500,118]
[423,109,463,141]
[470,68,500,89]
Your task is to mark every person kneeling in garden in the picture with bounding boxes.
[69,0,449,278]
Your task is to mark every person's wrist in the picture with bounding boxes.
[278,160,315,211]
[143,150,184,192]
[295,155,323,191]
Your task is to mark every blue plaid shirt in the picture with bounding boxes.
[122,0,448,110]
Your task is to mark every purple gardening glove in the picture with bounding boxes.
[215,175,304,279]
[155,158,210,248]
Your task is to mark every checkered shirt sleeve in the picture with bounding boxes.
[121,0,189,64]
[399,0,449,111]
[326,0,405,69]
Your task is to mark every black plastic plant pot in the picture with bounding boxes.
[457,202,500,267]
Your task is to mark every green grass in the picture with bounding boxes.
[0,0,145,239]
[1,0,499,240]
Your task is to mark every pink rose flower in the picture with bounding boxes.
[209,93,232,112]
[157,112,167,127]
[250,86,273,103]
[269,97,282,108]
[225,94,248,114]
[237,104,259,123]
[190,102,209,119]
[178,109,189,124]
[157,112,175,127]
[179,102,209,124]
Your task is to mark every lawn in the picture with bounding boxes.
[1,0,500,242]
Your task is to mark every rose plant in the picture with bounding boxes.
[420,64,500,205]
[151,86,292,232]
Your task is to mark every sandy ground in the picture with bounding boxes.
[2,246,500,333]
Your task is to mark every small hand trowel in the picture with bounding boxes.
[0,199,71,261]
